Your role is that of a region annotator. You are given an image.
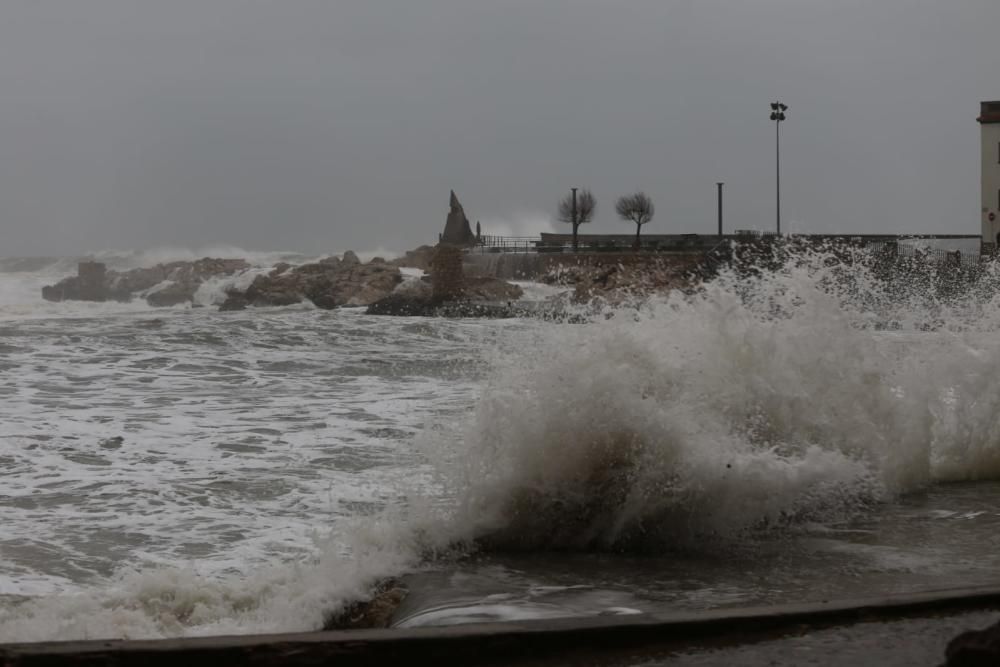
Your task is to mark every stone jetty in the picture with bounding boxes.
[42,258,251,306]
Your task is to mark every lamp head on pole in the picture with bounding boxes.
[770,101,788,122]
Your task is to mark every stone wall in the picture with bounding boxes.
[430,246,465,302]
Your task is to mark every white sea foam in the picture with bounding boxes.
[399,267,425,279]
[5,245,1000,641]
[0,291,494,640]
[426,250,1000,550]
[509,280,572,302]
[0,523,420,642]
[191,267,277,306]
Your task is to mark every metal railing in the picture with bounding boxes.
[471,234,987,268]
[474,235,542,253]
[473,235,718,254]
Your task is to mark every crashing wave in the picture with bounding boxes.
[427,245,1000,551]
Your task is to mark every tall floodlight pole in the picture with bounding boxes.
[770,101,788,235]
[717,182,724,236]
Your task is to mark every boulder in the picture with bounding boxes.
[42,275,132,303]
[145,281,200,307]
[219,256,403,310]
[42,262,132,303]
[365,292,438,317]
[365,275,523,317]
[364,279,434,315]
[463,276,524,302]
[77,262,107,301]
[542,259,701,304]
[243,273,307,307]
[219,292,249,311]
[328,263,402,306]
[323,579,407,631]
[392,245,436,271]
[41,277,81,303]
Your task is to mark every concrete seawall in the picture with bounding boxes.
[463,252,706,281]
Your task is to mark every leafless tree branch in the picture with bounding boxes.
[615,192,655,246]
[557,189,596,250]
[557,189,596,225]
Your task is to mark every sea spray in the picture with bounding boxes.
[0,516,424,642]
[428,246,1000,551]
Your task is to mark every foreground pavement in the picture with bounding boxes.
[3,587,1000,666]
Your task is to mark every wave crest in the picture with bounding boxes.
[434,248,1000,551]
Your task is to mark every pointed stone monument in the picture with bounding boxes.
[440,190,476,246]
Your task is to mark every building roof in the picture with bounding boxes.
[979,101,1000,124]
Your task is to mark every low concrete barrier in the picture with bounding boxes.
[3,585,1000,666]
[464,251,706,281]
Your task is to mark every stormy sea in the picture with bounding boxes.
[4,245,1000,642]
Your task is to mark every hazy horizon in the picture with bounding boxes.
[0,1,997,256]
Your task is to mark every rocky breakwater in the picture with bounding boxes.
[218,251,403,311]
[366,245,525,317]
[365,190,526,317]
[42,258,251,307]
[541,255,705,305]
[390,244,436,272]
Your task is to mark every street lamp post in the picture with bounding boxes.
[770,101,788,235]
[717,182,724,236]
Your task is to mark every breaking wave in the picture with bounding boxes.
[429,246,1000,551]
[0,523,423,642]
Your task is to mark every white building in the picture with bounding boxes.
[981,101,1000,251]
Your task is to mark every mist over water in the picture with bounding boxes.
[4,245,1000,640]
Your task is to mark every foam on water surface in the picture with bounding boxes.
[0,264,506,638]
[4,246,1000,640]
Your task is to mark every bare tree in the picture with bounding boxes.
[557,188,596,251]
[615,192,655,248]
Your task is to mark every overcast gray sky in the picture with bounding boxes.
[0,0,997,256]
